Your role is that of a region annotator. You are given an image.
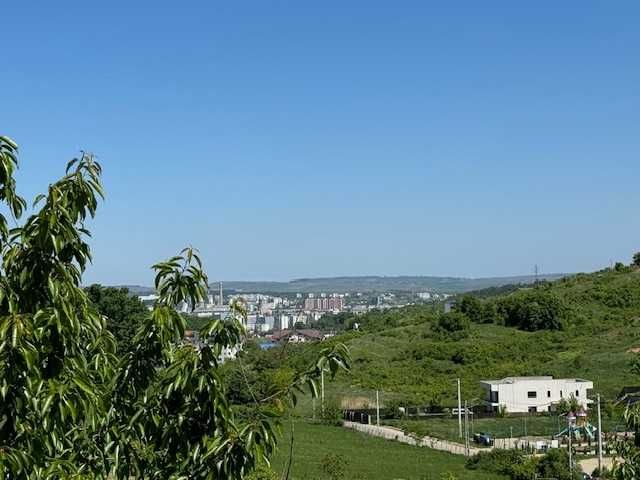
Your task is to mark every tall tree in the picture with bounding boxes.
[0,136,349,479]
[85,284,148,354]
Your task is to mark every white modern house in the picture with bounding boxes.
[480,376,593,414]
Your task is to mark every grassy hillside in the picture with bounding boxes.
[271,420,506,480]
[314,268,640,406]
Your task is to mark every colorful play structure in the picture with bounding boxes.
[554,408,598,441]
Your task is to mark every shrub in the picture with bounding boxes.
[466,449,526,476]
[321,453,348,480]
[536,448,583,480]
[434,312,470,338]
[320,397,344,425]
[384,398,407,419]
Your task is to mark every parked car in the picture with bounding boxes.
[472,432,493,446]
[452,408,473,415]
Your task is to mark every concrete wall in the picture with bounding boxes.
[343,421,480,456]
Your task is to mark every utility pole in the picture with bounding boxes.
[597,394,603,475]
[376,390,380,427]
[457,378,462,439]
[464,400,470,456]
[471,407,474,435]
[321,369,325,416]
[568,423,573,476]
[567,410,576,477]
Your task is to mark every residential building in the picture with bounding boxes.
[275,314,291,331]
[304,296,344,312]
[480,376,593,414]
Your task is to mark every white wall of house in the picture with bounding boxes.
[480,376,593,414]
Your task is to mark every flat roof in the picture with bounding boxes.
[480,376,592,385]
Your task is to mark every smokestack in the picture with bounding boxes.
[218,281,223,306]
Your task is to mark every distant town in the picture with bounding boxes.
[139,282,454,341]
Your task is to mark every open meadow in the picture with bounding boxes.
[272,420,506,480]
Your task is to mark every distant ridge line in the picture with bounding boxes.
[112,273,568,295]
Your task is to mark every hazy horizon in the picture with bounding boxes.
[108,271,570,289]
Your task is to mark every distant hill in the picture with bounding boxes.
[113,273,566,295]
[213,274,567,294]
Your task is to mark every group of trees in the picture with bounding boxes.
[0,137,349,478]
[457,288,568,331]
[433,312,470,338]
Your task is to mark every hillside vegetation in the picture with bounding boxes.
[305,266,640,406]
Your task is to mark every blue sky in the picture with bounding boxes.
[2,1,639,285]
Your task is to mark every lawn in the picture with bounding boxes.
[271,420,506,480]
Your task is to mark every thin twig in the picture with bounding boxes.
[282,415,294,480]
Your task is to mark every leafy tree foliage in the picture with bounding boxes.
[497,290,568,331]
[634,252,640,268]
[456,296,482,321]
[465,449,532,478]
[312,311,357,331]
[0,137,349,479]
[535,448,582,480]
[85,284,148,354]
[433,312,470,338]
[455,289,568,331]
[555,395,582,415]
[456,295,497,324]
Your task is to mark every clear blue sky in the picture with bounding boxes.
[2,1,639,285]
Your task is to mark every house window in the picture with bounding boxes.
[527,391,537,399]
[576,390,579,397]
[547,390,551,398]
[560,390,563,398]
[528,406,537,413]
[490,391,499,403]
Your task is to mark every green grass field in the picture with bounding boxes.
[271,420,506,480]
[386,415,625,443]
